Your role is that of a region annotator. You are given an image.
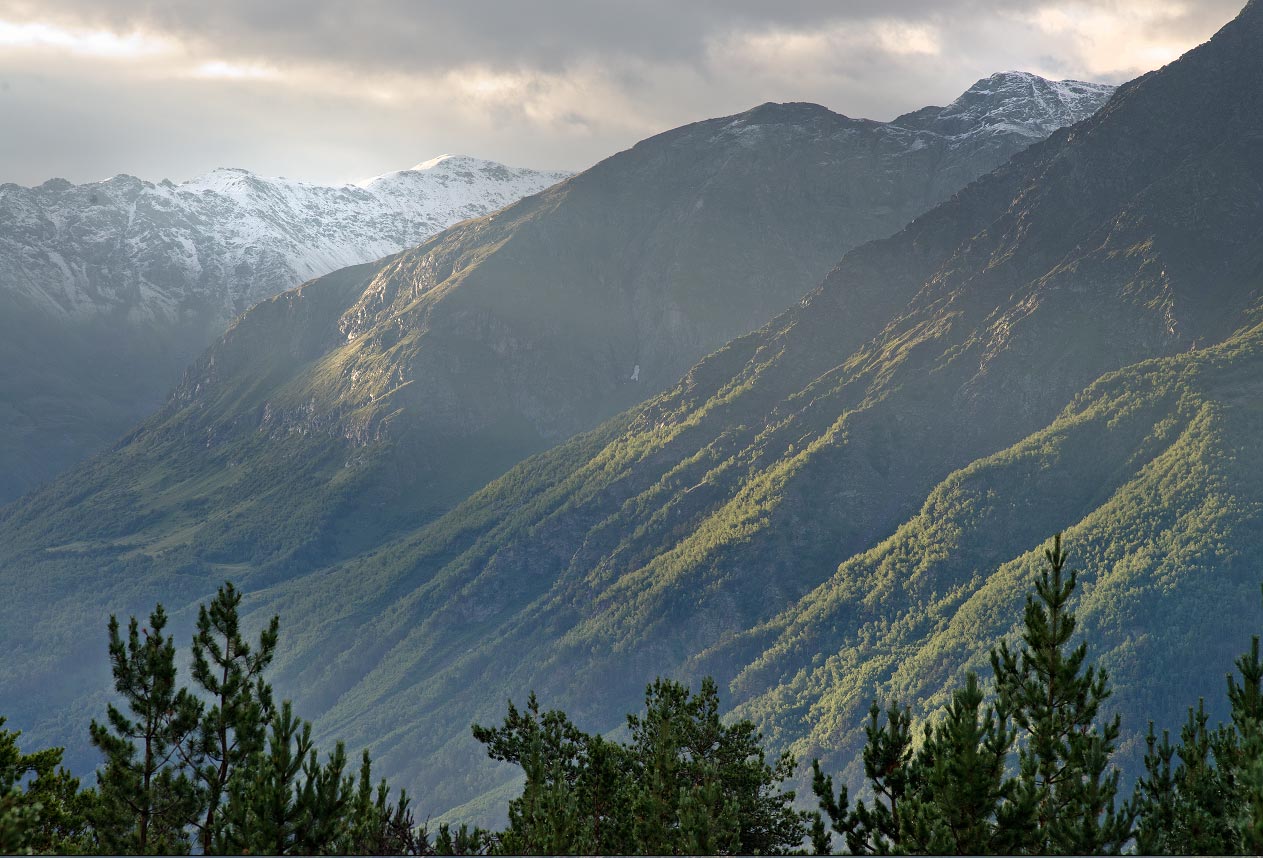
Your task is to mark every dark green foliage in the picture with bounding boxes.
[210,697,428,855]
[0,718,91,854]
[344,751,425,855]
[88,605,203,854]
[0,790,33,856]
[210,697,427,855]
[9,582,422,855]
[472,691,620,854]
[827,701,916,854]
[814,535,1131,855]
[475,677,808,855]
[1134,704,1242,854]
[209,702,371,854]
[813,678,1031,855]
[1132,588,1263,855]
[902,673,1033,855]
[990,534,1134,854]
[426,821,495,855]
[627,678,802,855]
[212,700,313,854]
[1230,632,1263,852]
[809,760,847,856]
[188,581,279,852]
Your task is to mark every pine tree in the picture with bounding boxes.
[809,759,849,855]
[427,821,495,856]
[0,717,92,854]
[497,730,594,855]
[476,677,806,855]
[187,581,278,853]
[678,773,741,856]
[343,750,423,855]
[213,699,371,855]
[296,736,354,852]
[1134,703,1241,854]
[474,694,604,854]
[902,672,1033,854]
[1,718,50,855]
[1134,722,1179,854]
[1132,587,1263,854]
[0,788,36,856]
[834,700,917,854]
[1230,633,1263,851]
[990,533,1134,854]
[623,677,806,855]
[88,605,203,854]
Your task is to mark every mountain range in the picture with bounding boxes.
[172,2,1263,818]
[0,68,1146,814]
[0,155,570,501]
[300,0,1260,817]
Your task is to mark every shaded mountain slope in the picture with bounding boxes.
[190,1,1263,817]
[0,156,569,502]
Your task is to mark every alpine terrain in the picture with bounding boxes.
[0,75,1118,798]
[92,0,1263,819]
[0,155,570,501]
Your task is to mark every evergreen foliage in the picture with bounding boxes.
[188,581,279,852]
[15,543,1263,855]
[903,673,1033,854]
[812,678,1033,854]
[88,605,203,854]
[0,582,429,855]
[1132,587,1263,855]
[474,677,808,855]
[211,701,416,854]
[813,534,1131,855]
[0,718,91,854]
[990,533,1134,853]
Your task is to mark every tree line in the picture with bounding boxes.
[3,535,1263,854]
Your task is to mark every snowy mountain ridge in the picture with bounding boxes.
[0,154,570,325]
[892,71,1116,140]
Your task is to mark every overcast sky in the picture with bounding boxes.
[0,0,1244,186]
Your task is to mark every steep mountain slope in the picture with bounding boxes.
[0,74,1114,791]
[161,1,1263,817]
[731,322,1263,782]
[0,156,569,501]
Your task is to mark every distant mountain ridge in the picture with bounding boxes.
[0,155,569,501]
[0,73,1116,803]
[896,72,1113,139]
[0,154,570,324]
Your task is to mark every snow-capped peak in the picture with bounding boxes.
[0,156,571,323]
[411,153,460,171]
[894,72,1115,141]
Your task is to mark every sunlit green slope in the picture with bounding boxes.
[732,323,1263,784]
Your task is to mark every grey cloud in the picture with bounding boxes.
[1,0,1089,74]
[0,0,1248,186]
